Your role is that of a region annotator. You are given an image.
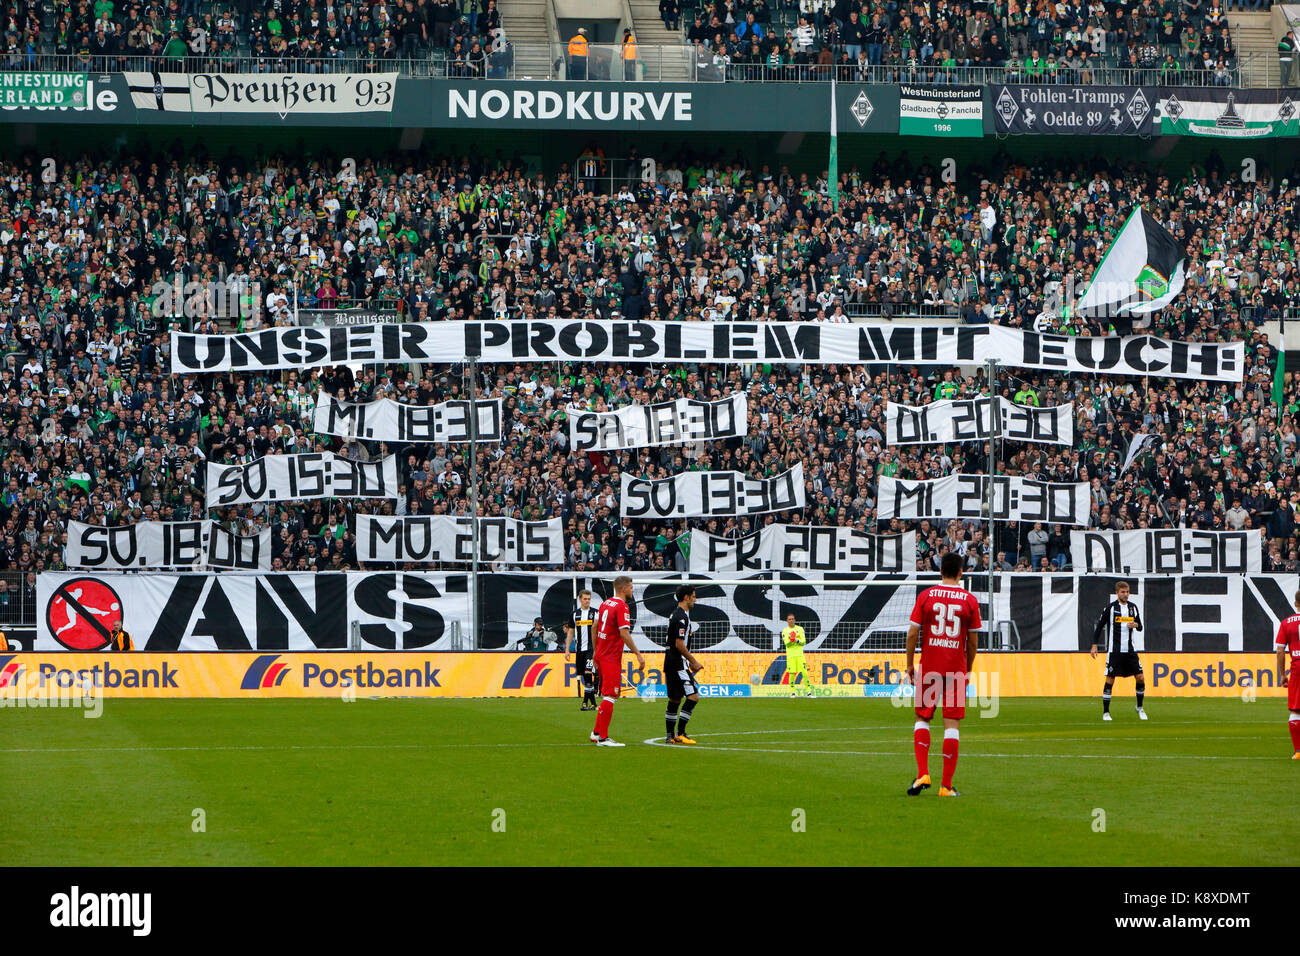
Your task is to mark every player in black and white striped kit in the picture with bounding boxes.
[564,589,598,711]
[665,584,705,745]
[1090,580,1148,722]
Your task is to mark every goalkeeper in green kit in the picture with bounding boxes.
[781,612,816,697]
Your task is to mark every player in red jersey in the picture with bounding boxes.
[905,552,981,797]
[1273,591,1300,759]
[590,575,645,747]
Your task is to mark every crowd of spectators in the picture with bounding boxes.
[0,142,1298,625]
[3,0,513,76]
[684,0,1238,83]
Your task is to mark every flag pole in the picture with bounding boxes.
[828,76,839,215]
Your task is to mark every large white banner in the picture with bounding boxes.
[169,321,1245,381]
[689,525,916,574]
[569,394,747,451]
[206,453,399,506]
[313,394,503,443]
[126,72,397,115]
[356,515,564,565]
[65,521,271,571]
[886,397,1073,446]
[877,474,1090,525]
[1069,529,1263,574]
[620,465,805,519]
[32,570,1296,653]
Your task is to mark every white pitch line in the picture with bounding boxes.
[0,742,594,755]
[641,739,1280,759]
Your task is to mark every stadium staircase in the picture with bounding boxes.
[500,0,560,78]
[1231,10,1282,87]
[627,0,693,79]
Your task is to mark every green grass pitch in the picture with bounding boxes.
[2,696,1295,866]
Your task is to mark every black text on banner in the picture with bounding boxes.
[169,322,1244,382]
[1069,529,1263,574]
[877,474,1090,525]
[620,465,805,519]
[356,514,563,564]
[313,394,503,443]
[688,525,917,574]
[886,397,1073,445]
[569,394,747,451]
[64,520,271,570]
[206,453,399,506]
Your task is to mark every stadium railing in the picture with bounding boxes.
[5,48,1240,87]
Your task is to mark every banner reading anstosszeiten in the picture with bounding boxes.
[169,322,1245,382]
[992,84,1154,135]
[899,85,983,137]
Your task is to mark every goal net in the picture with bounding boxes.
[564,575,968,653]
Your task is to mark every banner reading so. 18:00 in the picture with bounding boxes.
[169,322,1244,382]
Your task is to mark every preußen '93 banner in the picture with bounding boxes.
[125,71,397,116]
[1156,87,1298,138]
[313,394,503,443]
[899,84,983,137]
[992,84,1154,135]
[0,73,87,108]
[168,321,1245,382]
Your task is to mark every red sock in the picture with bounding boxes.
[941,729,960,789]
[1289,717,1300,753]
[594,697,614,739]
[913,721,930,778]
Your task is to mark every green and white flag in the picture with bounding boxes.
[1274,339,1286,422]
[828,77,839,213]
[1077,208,1186,317]
[1157,89,1298,139]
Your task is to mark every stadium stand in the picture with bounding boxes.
[0,141,1297,609]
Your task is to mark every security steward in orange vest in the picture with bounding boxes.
[622,29,637,80]
[108,621,135,652]
[568,27,589,79]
